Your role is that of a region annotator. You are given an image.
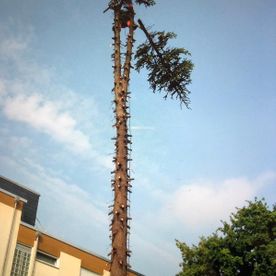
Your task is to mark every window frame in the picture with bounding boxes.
[11,243,31,276]
[36,250,58,267]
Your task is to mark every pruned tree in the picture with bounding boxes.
[105,1,193,275]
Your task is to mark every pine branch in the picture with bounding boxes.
[135,19,193,107]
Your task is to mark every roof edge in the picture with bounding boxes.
[0,175,40,196]
[0,188,27,203]
[20,222,144,276]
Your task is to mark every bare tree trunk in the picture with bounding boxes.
[110,2,135,275]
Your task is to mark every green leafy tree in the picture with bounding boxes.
[104,1,193,275]
[176,199,276,276]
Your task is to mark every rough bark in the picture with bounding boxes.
[110,2,135,275]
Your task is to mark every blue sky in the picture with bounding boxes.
[0,0,275,275]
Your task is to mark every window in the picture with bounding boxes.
[11,244,31,276]
[81,267,101,276]
[36,251,57,266]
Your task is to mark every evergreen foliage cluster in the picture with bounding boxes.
[135,31,193,107]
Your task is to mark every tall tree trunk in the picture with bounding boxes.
[110,2,135,275]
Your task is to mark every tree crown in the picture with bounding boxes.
[176,199,276,276]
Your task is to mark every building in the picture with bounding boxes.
[0,175,142,276]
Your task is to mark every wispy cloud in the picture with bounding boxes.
[27,159,107,226]
[3,93,91,153]
[0,29,29,59]
[0,23,111,161]
[0,155,108,246]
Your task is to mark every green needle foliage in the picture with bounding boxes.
[135,30,194,108]
[176,199,276,276]
[134,0,155,6]
[106,0,155,10]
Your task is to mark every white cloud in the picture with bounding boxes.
[163,173,276,230]
[3,93,91,153]
[0,23,111,163]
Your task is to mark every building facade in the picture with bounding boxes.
[0,176,141,276]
